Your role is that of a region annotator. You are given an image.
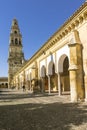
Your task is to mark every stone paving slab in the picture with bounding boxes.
[0,89,87,130]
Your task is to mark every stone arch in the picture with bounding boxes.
[19,40,21,45]
[48,61,55,76]
[58,54,70,93]
[14,30,17,34]
[40,65,46,78]
[11,39,14,44]
[58,54,69,73]
[48,61,58,92]
[15,38,18,44]
[40,65,48,92]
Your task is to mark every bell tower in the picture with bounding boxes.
[8,19,25,88]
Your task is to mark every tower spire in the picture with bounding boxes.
[10,18,22,46]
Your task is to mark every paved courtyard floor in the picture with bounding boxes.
[0,89,87,130]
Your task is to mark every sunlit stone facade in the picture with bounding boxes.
[9,2,87,102]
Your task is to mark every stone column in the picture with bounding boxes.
[41,78,45,93]
[22,71,25,86]
[84,60,87,100]
[29,72,32,91]
[29,80,31,91]
[69,65,78,102]
[58,73,61,96]
[48,75,51,94]
[68,30,85,101]
[84,76,87,100]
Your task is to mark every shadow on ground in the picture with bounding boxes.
[0,101,87,130]
[0,93,57,101]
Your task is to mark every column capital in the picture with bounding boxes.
[69,64,78,71]
[68,42,82,47]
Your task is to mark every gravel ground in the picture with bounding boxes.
[0,89,87,130]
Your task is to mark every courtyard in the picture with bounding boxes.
[0,89,87,130]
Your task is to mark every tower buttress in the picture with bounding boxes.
[8,19,25,88]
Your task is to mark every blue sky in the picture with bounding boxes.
[0,0,85,77]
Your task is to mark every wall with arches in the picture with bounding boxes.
[11,2,87,102]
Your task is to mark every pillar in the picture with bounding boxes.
[30,80,32,91]
[41,78,45,93]
[58,73,62,96]
[69,66,78,102]
[48,75,51,94]
[84,75,87,100]
[68,30,85,101]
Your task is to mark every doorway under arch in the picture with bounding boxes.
[58,54,70,94]
[40,65,48,92]
[48,61,58,92]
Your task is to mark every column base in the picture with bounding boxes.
[85,98,87,102]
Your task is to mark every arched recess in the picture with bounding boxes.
[29,72,32,91]
[58,54,70,93]
[48,61,58,92]
[15,38,18,44]
[40,65,48,91]
[41,65,46,78]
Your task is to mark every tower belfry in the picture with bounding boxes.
[8,19,25,88]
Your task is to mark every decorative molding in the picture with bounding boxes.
[13,2,87,77]
[69,64,78,71]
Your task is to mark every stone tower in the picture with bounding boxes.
[8,19,25,88]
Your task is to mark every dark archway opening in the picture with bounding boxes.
[58,54,70,94]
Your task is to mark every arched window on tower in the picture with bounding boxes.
[15,38,18,44]
[14,31,17,34]
[11,39,14,44]
[19,40,21,45]
[14,22,17,25]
